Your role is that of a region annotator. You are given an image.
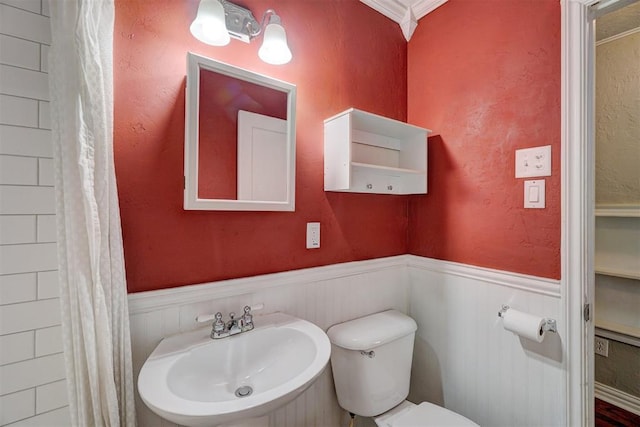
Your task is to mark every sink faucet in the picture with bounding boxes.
[197,306,257,340]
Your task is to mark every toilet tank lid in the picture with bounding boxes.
[327,310,417,351]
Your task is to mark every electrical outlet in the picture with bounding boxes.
[515,145,552,178]
[594,336,609,357]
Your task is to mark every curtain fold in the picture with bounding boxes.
[48,0,136,425]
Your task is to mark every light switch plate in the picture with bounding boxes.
[524,180,545,209]
[306,222,320,249]
[515,145,551,178]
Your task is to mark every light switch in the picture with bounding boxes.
[524,180,545,209]
[515,145,551,178]
[306,222,320,249]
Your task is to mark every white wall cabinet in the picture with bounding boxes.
[324,108,430,194]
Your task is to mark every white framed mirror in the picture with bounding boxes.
[184,52,296,211]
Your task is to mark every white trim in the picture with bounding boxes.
[128,255,408,315]
[412,0,449,18]
[595,382,640,416]
[129,254,562,315]
[406,255,561,298]
[562,0,599,426]
[596,26,640,45]
[360,0,407,23]
[595,204,640,217]
[359,0,448,40]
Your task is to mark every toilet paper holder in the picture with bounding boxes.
[498,305,557,333]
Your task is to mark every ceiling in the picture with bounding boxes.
[360,0,449,40]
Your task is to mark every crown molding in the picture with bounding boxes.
[360,0,449,40]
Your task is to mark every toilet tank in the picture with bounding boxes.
[327,310,417,417]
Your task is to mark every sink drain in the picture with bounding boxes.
[235,386,253,398]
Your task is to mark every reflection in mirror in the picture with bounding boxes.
[184,52,296,211]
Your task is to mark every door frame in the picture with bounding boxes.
[561,0,598,425]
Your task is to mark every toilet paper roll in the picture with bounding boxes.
[502,309,546,342]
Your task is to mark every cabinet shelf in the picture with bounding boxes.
[324,108,430,195]
[351,162,426,176]
[595,213,640,280]
[595,267,640,280]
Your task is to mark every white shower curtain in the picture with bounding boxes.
[48,0,136,425]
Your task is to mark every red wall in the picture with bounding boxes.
[407,0,561,279]
[114,0,409,292]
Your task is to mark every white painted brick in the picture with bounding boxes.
[0,389,35,425]
[34,325,61,357]
[39,44,48,73]
[0,64,49,101]
[0,352,65,395]
[0,155,38,185]
[35,379,67,414]
[35,214,55,242]
[0,0,41,14]
[37,157,53,186]
[0,272,37,304]
[0,243,57,275]
[7,405,70,426]
[0,297,60,335]
[0,4,51,44]
[0,215,36,244]
[41,0,49,17]
[38,101,49,129]
[0,186,55,214]
[0,34,40,71]
[0,125,52,157]
[0,95,39,127]
[0,331,34,365]
[36,270,57,299]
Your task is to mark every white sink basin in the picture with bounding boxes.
[137,312,331,426]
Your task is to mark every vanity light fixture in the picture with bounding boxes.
[190,0,293,65]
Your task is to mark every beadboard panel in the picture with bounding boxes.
[129,255,565,426]
[407,257,565,427]
[129,257,410,427]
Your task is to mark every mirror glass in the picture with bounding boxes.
[184,52,296,211]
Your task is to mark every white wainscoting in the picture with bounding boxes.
[407,256,565,427]
[128,256,410,427]
[128,255,566,427]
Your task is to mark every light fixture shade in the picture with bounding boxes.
[258,18,292,65]
[190,0,230,46]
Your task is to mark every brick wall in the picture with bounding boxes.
[0,1,69,425]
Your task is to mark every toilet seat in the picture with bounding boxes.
[375,401,479,427]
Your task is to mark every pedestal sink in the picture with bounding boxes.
[137,312,331,427]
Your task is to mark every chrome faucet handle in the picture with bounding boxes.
[241,305,254,331]
[226,312,242,335]
[211,312,228,339]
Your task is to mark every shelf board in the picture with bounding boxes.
[351,162,425,176]
[595,266,640,280]
[595,204,640,217]
[595,320,640,342]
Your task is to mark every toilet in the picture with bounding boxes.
[327,310,479,427]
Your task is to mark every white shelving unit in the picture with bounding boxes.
[594,204,640,280]
[324,108,430,195]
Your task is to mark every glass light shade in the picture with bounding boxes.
[190,0,230,46]
[258,21,292,65]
